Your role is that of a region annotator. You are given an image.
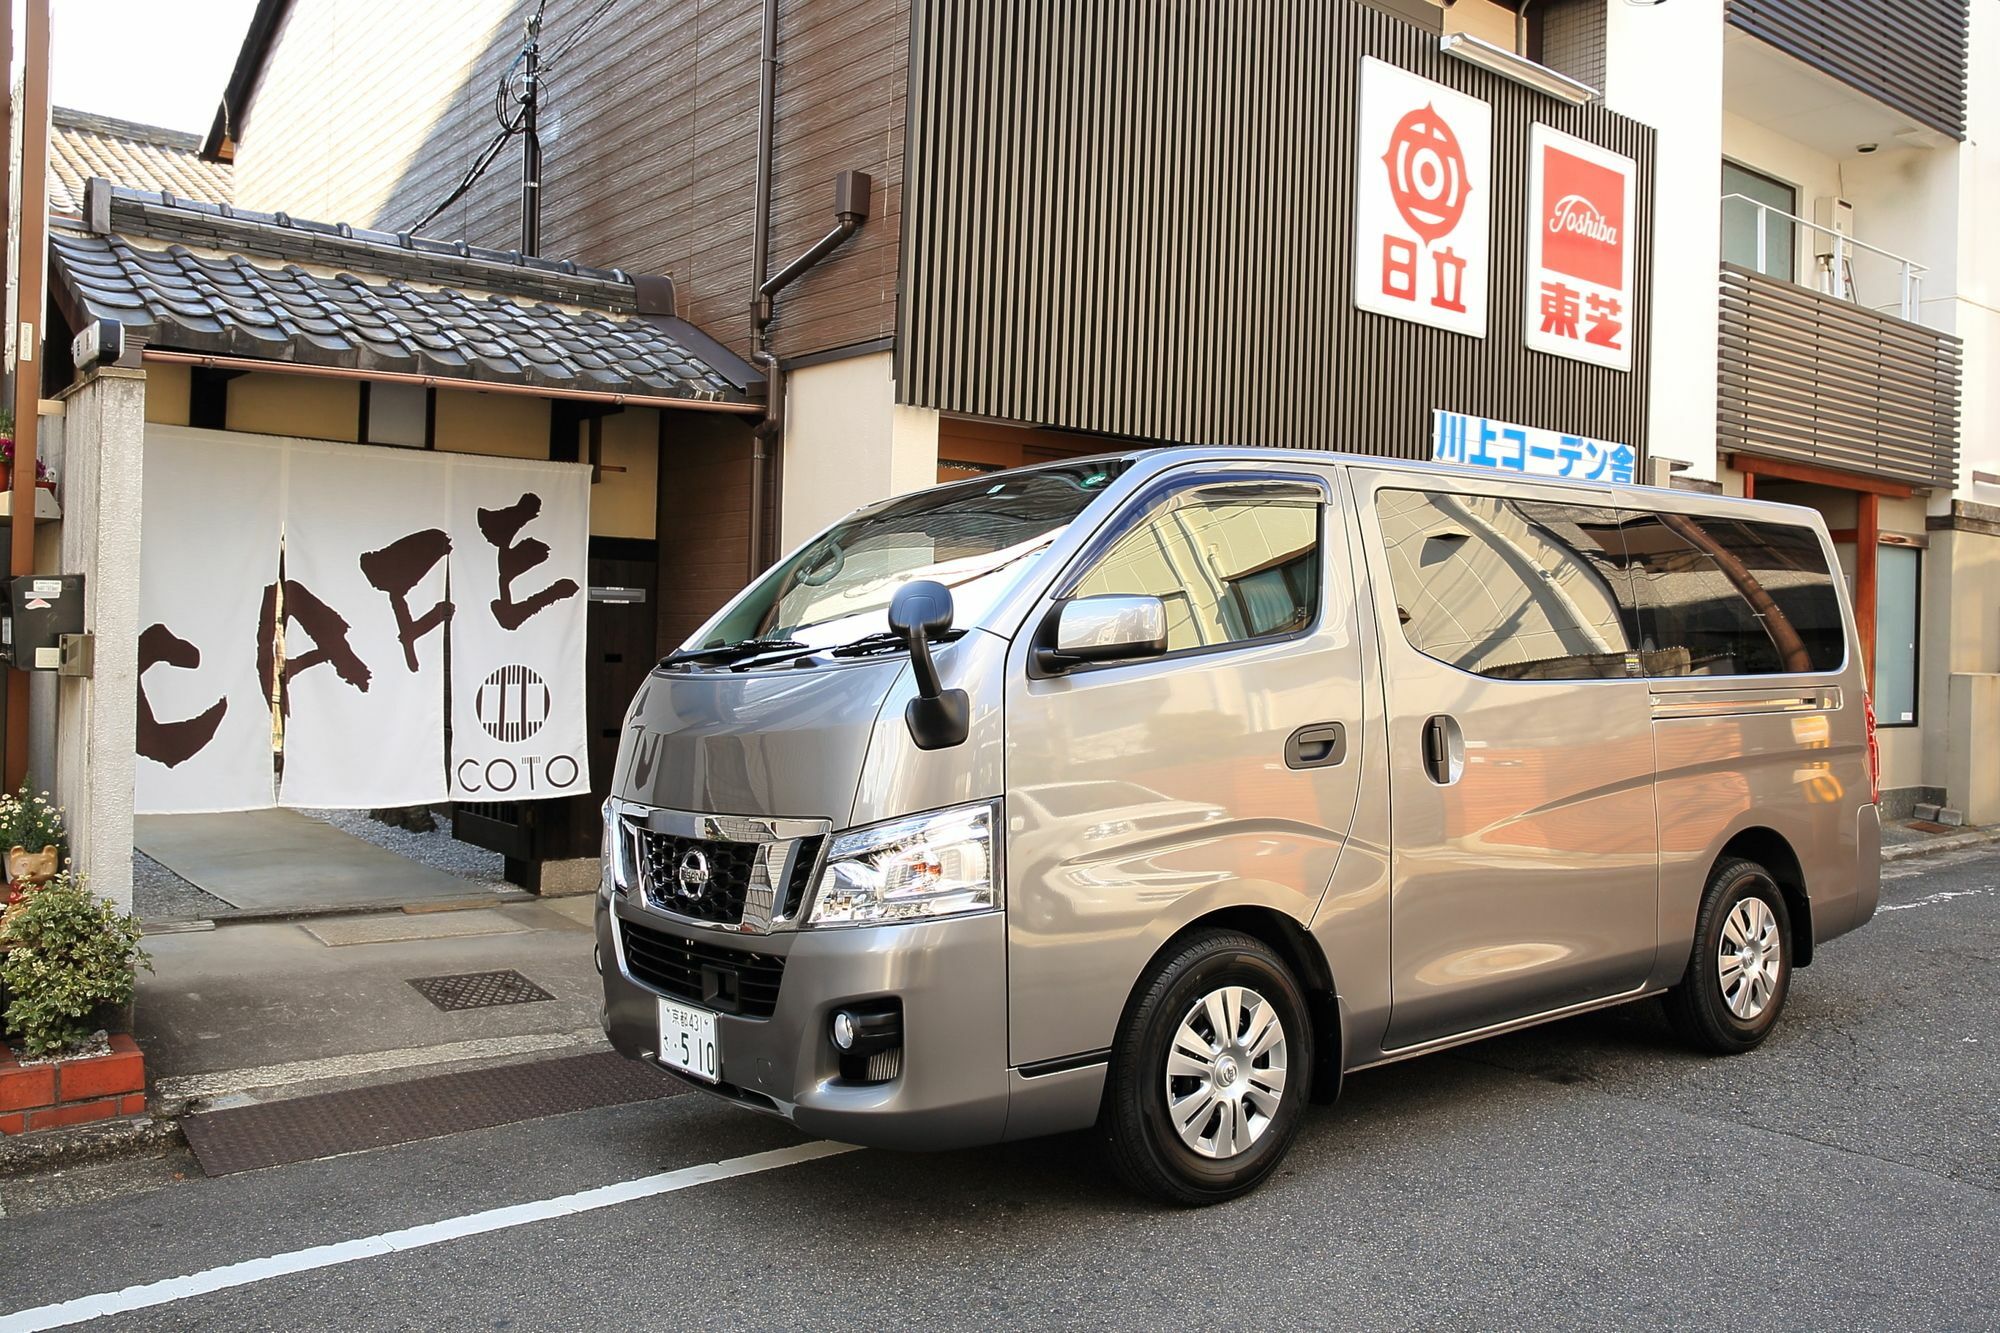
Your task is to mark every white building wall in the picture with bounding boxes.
[1601,2,1724,481]
[779,352,938,552]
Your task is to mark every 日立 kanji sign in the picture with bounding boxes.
[1526,123,1636,372]
[1353,57,1492,338]
[1433,410,1635,485]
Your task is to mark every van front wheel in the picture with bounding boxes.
[1665,858,1793,1054]
[1102,930,1312,1206]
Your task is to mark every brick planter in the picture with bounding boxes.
[0,1035,146,1134]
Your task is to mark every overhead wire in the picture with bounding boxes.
[402,0,555,236]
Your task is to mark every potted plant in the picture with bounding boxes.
[0,787,67,890]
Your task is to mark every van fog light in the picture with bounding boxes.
[828,1002,903,1083]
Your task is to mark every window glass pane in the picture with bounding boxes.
[1376,490,1636,680]
[1068,493,1320,653]
[1721,161,1796,282]
[1873,545,1919,724]
[1616,512,1844,676]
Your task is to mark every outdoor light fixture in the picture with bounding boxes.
[1440,33,1599,106]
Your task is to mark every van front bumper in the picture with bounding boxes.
[597,896,1012,1150]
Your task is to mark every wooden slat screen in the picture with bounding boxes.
[1717,263,1961,489]
[1724,0,1968,141]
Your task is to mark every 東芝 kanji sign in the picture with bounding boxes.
[1525,123,1636,372]
[1433,409,1635,485]
[1353,57,1492,338]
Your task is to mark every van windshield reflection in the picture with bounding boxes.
[677,459,1132,665]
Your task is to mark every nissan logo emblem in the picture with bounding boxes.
[674,848,712,900]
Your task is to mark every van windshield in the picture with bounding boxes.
[687,459,1132,661]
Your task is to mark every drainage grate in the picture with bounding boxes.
[408,969,555,1011]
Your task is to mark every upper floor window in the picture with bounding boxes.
[1721,160,1797,283]
[1066,487,1321,654]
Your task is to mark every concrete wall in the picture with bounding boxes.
[779,351,937,552]
[1603,1,1722,481]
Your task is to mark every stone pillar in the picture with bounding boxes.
[1947,674,2000,826]
[53,367,146,914]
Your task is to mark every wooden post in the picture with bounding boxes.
[1739,470,1755,500]
[6,0,51,790]
[1856,490,1879,695]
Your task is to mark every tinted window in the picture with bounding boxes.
[1874,545,1919,724]
[1067,489,1321,654]
[1377,490,1637,680]
[1617,512,1843,675]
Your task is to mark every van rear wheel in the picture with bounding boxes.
[1665,858,1793,1054]
[1102,929,1311,1206]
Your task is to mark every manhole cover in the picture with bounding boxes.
[408,969,555,1011]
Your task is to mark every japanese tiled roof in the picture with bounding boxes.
[49,109,233,214]
[48,182,759,407]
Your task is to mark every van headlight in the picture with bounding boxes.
[601,798,638,898]
[807,803,997,927]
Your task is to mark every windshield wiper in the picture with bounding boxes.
[660,638,807,667]
[717,628,969,672]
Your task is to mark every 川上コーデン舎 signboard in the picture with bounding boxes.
[1433,409,1635,485]
[1526,123,1636,371]
[1353,56,1493,338]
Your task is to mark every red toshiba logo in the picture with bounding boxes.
[1540,146,1624,289]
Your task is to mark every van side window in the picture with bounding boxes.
[1376,490,1637,680]
[1067,493,1320,653]
[1614,512,1844,675]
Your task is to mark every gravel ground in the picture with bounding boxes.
[133,851,234,923]
[298,807,506,887]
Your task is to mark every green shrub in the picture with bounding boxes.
[1,874,147,1057]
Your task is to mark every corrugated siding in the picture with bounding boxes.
[1717,263,1961,489]
[1724,0,1968,140]
[231,0,906,361]
[897,1,1655,461]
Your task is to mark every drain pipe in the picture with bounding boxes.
[745,3,873,579]
[747,0,779,581]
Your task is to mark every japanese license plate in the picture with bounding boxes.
[657,998,719,1084]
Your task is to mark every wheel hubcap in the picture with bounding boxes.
[1164,984,1288,1160]
[1717,894,1782,1020]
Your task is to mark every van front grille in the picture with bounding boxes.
[619,917,785,1019]
[637,830,758,924]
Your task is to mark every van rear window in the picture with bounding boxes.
[1376,490,1845,680]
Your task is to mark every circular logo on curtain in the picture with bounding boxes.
[475,665,552,743]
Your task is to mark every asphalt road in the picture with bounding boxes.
[3,846,1995,1331]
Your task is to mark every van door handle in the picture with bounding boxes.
[1422,714,1463,785]
[1284,722,1346,769]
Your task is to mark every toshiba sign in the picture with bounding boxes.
[1526,124,1636,372]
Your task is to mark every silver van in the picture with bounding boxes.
[597,449,1881,1204]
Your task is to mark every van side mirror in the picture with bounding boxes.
[888,580,970,750]
[1035,594,1170,673]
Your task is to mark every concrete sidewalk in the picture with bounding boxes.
[134,896,607,1112]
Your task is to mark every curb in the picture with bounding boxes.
[141,888,539,933]
[0,1114,184,1178]
[1882,826,2000,863]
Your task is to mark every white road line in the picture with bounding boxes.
[0,1140,859,1332]
[154,1028,610,1102]
[1878,886,1996,912]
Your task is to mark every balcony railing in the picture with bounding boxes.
[1717,262,1961,490]
[1722,193,1928,325]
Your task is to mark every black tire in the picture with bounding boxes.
[1102,929,1313,1206]
[1664,857,1794,1054]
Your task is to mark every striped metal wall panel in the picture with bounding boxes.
[1724,0,1968,141]
[896,0,1656,465]
[1717,263,1961,489]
